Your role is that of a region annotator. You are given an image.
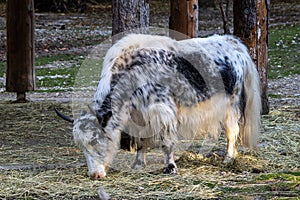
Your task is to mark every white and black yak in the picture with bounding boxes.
[55,34,261,179]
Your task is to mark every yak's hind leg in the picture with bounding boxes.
[224,106,240,163]
[161,137,177,174]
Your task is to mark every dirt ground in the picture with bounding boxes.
[0,77,299,199]
[0,1,299,199]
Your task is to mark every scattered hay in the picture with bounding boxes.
[259,106,300,171]
[178,151,268,174]
[0,101,299,199]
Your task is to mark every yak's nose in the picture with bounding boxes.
[90,171,106,180]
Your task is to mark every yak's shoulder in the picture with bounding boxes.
[108,48,211,105]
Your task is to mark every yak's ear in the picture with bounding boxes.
[102,111,112,127]
[88,105,103,124]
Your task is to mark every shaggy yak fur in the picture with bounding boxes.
[57,34,261,179]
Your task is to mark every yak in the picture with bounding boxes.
[55,34,261,179]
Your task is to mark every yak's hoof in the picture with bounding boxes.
[132,160,146,170]
[163,163,177,174]
[223,156,234,164]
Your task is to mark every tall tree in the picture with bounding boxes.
[112,0,150,150]
[233,0,269,114]
[169,0,199,40]
[6,0,35,102]
[112,0,149,39]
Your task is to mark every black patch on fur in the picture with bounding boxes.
[110,73,121,88]
[152,58,157,64]
[135,87,144,96]
[129,60,144,69]
[175,57,210,98]
[96,94,112,128]
[214,56,237,95]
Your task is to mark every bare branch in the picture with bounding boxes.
[218,0,231,34]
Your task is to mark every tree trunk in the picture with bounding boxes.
[111,0,150,151]
[6,0,35,101]
[233,0,269,114]
[169,0,198,40]
[112,0,149,40]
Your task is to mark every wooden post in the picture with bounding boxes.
[169,0,198,40]
[233,0,269,114]
[112,0,149,41]
[256,0,269,114]
[6,0,35,102]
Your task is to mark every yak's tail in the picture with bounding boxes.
[240,57,262,149]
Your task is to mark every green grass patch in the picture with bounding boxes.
[268,24,300,79]
[74,58,102,88]
[35,54,80,66]
[268,93,283,98]
[36,65,81,91]
[0,54,89,92]
[0,54,103,92]
[0,54,83,78]
[36,55,84,92]
[256,172,300,182]
[36,57,103,92]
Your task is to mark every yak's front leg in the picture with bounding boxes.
[162,138,177,174]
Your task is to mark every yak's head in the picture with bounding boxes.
[55,107,115,179]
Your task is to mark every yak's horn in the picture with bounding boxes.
[88,104,97,116]
[54,108,74,123]
[88,105,103,124]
